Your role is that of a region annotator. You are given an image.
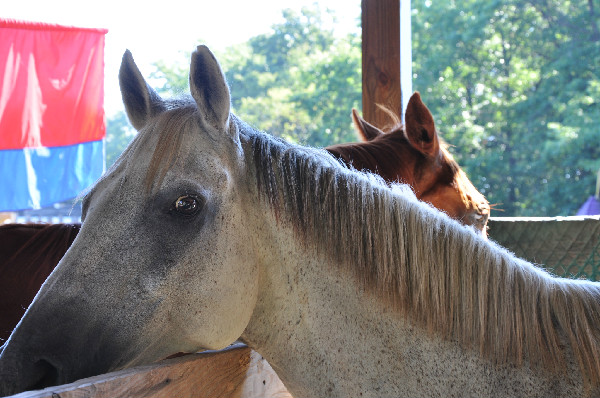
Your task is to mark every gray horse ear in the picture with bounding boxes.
[119,50,166,131]
[189,45,231,131]
[352,109,384,141]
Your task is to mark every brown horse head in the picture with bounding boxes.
[326,92,489,236]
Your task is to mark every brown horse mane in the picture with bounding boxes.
[246,128,600,387]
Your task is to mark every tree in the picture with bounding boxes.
[151,5,362,146]
[105,111,136,167]
[145,2,599,216]
[149,52,190,96]
[411,0,600,216]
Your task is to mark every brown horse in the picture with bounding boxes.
[0,223,80,341]
[326,92,490,236]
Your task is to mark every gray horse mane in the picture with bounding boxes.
[140,102,600,386]
[243,122,600,386]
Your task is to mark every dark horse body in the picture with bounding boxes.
[0,224,79,341]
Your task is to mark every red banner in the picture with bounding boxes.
[0,19,107,211]
[0,19,108,150]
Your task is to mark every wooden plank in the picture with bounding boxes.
[9,346,291,398]
[361,0,402,127]
[0,212,15,224]
[239,350,292,398]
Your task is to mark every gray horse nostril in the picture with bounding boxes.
[31,359,59,390]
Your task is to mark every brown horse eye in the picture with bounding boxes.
[174,195,202,216]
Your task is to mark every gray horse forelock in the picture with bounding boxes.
[141,102,199,192]
[245,128,600,387]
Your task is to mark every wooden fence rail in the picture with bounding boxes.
[8,345,291,398]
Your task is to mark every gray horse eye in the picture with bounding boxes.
[173,195,202,216]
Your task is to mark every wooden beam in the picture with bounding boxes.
[361,0,402,127]
[9,346,292,398]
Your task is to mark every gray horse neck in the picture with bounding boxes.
[235,134,592,397]
[239,216,586,398]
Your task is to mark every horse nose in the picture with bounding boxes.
[30,359,60,391]
[465,200,490,236]
[478,202,490,218]
[480,204,491,226]
[0,354,61,396]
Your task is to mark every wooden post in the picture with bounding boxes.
[361,0,402,127]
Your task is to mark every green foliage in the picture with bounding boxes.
[220,6,362,146]
[108,2,599,216]
[105,111,136,167]
[148,48,195,96]
[412,0,600,215]
[148,5,362,146]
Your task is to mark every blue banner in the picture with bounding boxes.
[0,140,104,211]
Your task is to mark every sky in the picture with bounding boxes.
[3,0,361,115]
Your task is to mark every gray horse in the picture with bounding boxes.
[1,45,600,397]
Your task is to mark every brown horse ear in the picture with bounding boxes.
[404,92,439,157]
[352,109,384,141]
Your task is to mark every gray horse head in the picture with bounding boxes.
[0,46,259,395]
